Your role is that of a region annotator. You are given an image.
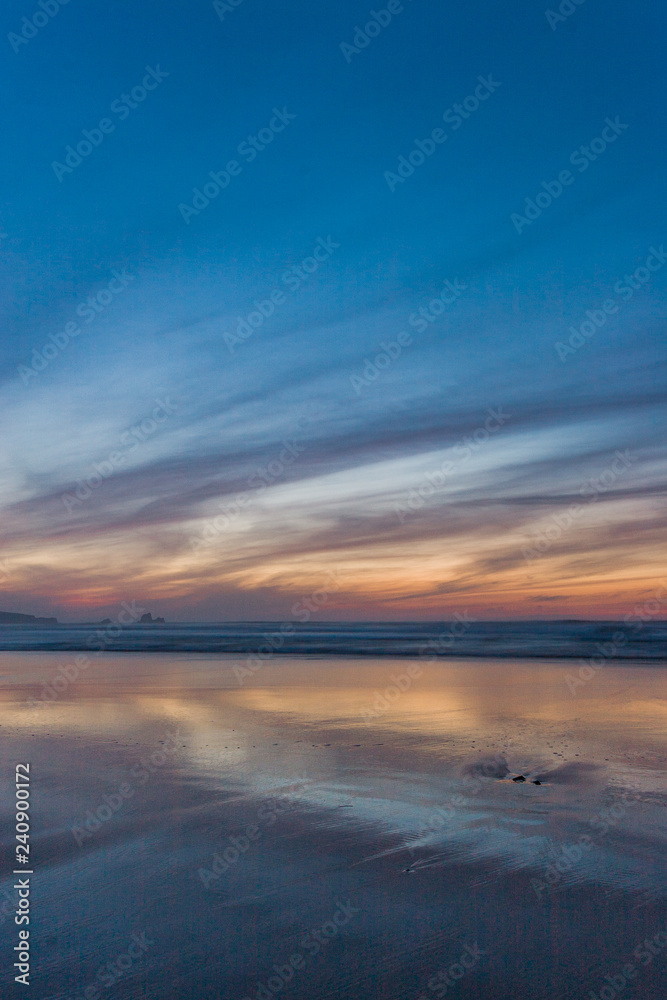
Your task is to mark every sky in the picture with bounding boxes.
[0,0,665,621]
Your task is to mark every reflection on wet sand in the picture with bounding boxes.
[0,653,666,999]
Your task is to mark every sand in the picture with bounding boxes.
[0,652,665,999]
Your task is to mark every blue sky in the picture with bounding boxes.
[1,0,665,620]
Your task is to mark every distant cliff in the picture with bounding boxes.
[95,613,165,625]
[0,611,58,625]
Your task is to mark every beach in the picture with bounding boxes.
[0,651,665,999]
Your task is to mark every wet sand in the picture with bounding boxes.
[0,653,666,999]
